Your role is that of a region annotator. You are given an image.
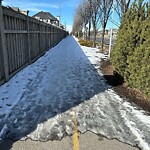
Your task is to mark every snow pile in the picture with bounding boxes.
[0,36,150,150]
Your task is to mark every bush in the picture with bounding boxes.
[111,0,150,99]
[78,39,94,47]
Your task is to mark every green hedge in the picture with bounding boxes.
[111,0,150,99]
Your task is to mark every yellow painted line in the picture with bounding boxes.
[73,110,79,150]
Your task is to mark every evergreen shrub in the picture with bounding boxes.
[111,0,150,99]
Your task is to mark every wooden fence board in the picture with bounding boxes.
[0,33,5,81]
[0,5,68,85]
[0,4,9,81]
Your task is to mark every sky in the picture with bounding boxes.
[4,0,148,32]
[2,0,149,32]
[2,0,80,32]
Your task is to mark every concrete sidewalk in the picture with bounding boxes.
[0,132,139,150]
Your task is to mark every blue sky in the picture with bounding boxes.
[2,0,149,32]
[5,0,146,32]
[2,0,80,32]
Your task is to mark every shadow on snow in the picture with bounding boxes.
[0,36,110,150]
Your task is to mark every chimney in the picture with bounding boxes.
[57,16,60,21]
[57,16,60,27]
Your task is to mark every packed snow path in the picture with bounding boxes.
[0,36,150,150]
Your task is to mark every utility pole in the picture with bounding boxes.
[64,20,66,31]
[59,0,61,27]
[108,0,114,59]
[88,0,91,40]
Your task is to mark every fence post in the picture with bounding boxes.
[46,25,49,49]
[39,20,41,54]
[27,10,31,64]
[0,1,9,81]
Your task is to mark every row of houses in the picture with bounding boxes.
[9,7,65,30]
[97,29,118,37]
[78,29,118,37]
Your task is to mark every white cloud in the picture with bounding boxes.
[2,1,59,11]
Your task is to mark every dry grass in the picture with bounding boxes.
[78,39,94,47]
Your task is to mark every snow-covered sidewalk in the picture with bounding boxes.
[0,36,150,150]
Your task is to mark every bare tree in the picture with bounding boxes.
[91,0,102,47]
[99,0,113,51]
[72,5,84,37]
[115,0,132,20]
[73,0,113,49]
[73,0,94,39]
[87,0,92,40]
[77,0,91,39]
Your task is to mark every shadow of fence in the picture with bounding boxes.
[0,36,110,150]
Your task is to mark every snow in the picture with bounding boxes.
[0,36,150,150]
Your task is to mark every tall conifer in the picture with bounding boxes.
[111,0,150,99]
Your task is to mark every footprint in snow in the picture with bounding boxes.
[1,97,8,100]
[28,78,32,81]
[6,104,12,107]
[3,90,8,94]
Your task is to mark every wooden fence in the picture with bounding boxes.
[0,4,68,85]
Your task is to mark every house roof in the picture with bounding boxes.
[9,7,28,15]
[10,7,20,12]
[32,11,57,21]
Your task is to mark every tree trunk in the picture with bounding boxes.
[88,20,91,40]
[88,0,92,40]
[101,22,106,51]
[78,31,80,38]
[83,23,86,40]
[93,24,97,47]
